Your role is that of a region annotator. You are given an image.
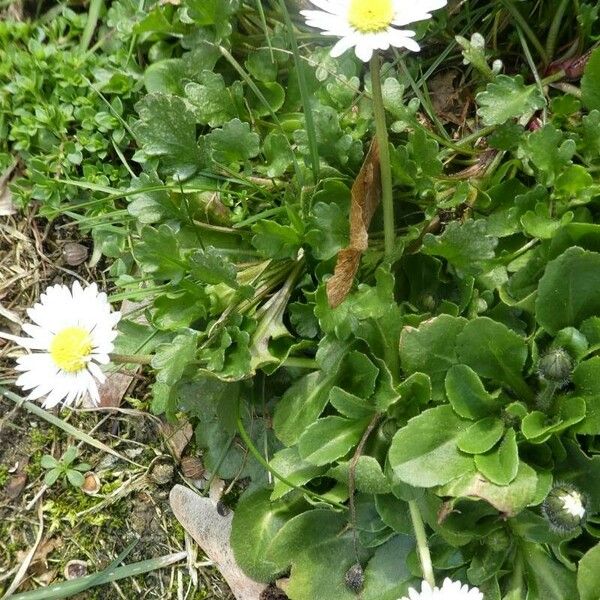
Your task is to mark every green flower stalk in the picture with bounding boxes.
[300,0,448,256]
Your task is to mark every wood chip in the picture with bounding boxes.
[170,485,266,600]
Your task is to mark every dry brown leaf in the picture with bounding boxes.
[327,139,381,308]
[160,419,193,460]
[5,473,27,500]
[97,371,134,408]
[97,299,148,408]
[16,537,62,570]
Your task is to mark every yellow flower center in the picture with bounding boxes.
[348,0,394,32]
[49,327,92,372]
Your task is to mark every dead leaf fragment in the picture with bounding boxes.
[326,139,381,308]
[170,485,266,600]
[160,419,193,460]
[0,161,18,216]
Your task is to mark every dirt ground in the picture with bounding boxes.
[0,211,233,599]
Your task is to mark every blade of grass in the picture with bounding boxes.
[8,544,186,600]
[276,0,320,183]
[0,387,144,467]
[499,0,549,64]
[255,0,275,61]
[79,0,104,51]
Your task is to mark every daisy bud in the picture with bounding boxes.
[537,347,572,386]
[541,483,587,534]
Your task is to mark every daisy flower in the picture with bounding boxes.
[0,282,120,408]
[400,578,483,600]
[301,0,448,62]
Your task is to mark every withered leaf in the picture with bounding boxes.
[326,139,381,308]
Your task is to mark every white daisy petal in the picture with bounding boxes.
[2,282,121,409]
[398,578,482,600]
[302,0,445,61]
[331,34,359,57]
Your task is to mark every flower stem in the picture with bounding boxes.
[369,53,395,257]
[109,353,153,365]
[408,500,435,588]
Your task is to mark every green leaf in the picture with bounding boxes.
[328,456,391,494]
[521,396,586,442]
[339,351,379,398]
[577,543,600,600]
[520,203,574,239]
[185,73,243,127]
[407,128,442,177]
[143,59,186,95]
[262,131,294,177]
[556,440,600,513]
[389,405,473,488]
[152,332,197,385]
[476,75,545,125]
[374,495,412,534]
[248,82,286,117]
[580,110,600,161]
[184,0,239,40]
[207,118,260,167]
[251,220,302,260]
[298,416,367,466]
[446,364,501,420]
[245,48,278,83]
[40,455,59,469]
[231,489,303,582]
[457,417,505,454]
[153,289,207,330]
[329,387,375,419]
[266,509,366,600]
[399,315,468,401]
[127,172,179,224]
[581,47,600,111]
[270,447,327,501]
[455,317,530,400]
[422,220,498,275]
[273,340,347,446]
[62,446,78,465]
[66,469,85,487]
[520,124,576,186]
[573,357,600,434]
[474,428,519,485]
[536,247,600,335]
[362,535,414,600]
[440,462,537,516]
[522,541,578,600]
[44,468,62,487]
[294,103,362,169]
[135,225,186,282]
[189,247,238,287]
[133,93,204,180]
[305,201,348,261]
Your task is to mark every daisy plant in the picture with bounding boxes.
[302,0,447,589]
[301,0,447,257]
[0,282,121,409]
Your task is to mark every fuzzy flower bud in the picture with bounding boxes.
[538,348,573,385]
[541,483,587,533]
